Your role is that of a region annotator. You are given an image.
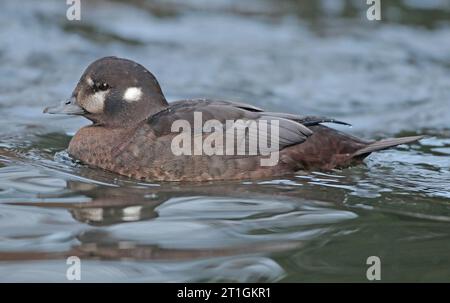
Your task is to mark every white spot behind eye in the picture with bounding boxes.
[123,87,142,102]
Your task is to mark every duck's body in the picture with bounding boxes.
[45,57,423,181]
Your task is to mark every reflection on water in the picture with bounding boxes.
[0,0,449,282]
[1,130,449,282]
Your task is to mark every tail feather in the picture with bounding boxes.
[352,135,424,157]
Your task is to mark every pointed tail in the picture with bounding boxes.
[352,135,424,157]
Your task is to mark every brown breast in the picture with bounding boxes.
[67,123,370,181]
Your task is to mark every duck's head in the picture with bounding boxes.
[44,56,168,127]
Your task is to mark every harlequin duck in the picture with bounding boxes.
[44,56,423,181]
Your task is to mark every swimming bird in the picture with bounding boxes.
[44,56,423,181]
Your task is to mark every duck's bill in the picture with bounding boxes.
[43,97,85,115]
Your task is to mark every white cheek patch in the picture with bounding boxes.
[84,90,107,113]
[123,87,142,102]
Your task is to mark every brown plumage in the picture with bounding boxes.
[44,56,423,181]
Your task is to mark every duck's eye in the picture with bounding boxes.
[96,82,109,91]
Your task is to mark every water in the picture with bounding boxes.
[0,0,449,282]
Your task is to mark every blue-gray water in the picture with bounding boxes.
[0,0,449,282]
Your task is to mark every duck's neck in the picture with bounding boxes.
[99,96,169,129]
[133,94,169,124]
